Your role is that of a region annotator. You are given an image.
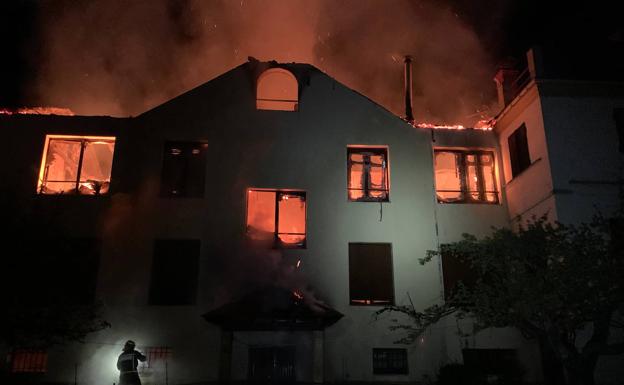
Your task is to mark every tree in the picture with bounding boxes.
[377,214,624,385]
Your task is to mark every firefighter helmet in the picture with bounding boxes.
[123,340,136,351]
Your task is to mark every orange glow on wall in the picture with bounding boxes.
[38,135,116,195]
[256,68,298,111]
[246,189,306,247]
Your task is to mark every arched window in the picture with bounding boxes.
[256,68,298,111]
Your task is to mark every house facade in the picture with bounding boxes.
[1,52,622,384]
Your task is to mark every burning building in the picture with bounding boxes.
[1,49,623,385]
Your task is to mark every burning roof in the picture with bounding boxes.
[0,107,75,116]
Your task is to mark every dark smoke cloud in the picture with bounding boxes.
[32,0,499,125]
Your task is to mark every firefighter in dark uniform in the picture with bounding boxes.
[117,340,147,385]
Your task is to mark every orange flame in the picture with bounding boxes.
[412,119,494,131]
[0,107,75,116]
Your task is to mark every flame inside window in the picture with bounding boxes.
[246,189,306,248]
[347,147,389,201]
[434,150,498,204]
[9,350,47,373]
[38,135,115,195]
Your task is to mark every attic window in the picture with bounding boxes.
[256,68,298,111]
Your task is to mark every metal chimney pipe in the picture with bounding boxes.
[404,56,414,122]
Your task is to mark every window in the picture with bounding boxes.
[145,347,172,368]
[8,350,48,373]
[149,239,199,305]
[373,348,408,375]
[38,135,115,195]
[507,124,531,178]
[441,249,477,301]
[256,68,298,111]
[614,108,624,153]
[22,238,100,305]
[347,147,389,201]
[246,189,306,248]
[161,141,208,197]
[434,149,498,204]
[349,243,394,305]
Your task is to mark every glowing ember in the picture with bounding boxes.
[0,107,75,116]
[412,119,494,131]
[292,290,304,300]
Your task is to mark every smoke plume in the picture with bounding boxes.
[32,0,497,125]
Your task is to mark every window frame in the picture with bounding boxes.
[433,148,499,204]
[160,141,208,198]
[348,242,395,306]
[246,188,307,249]
[149,239,200,306]
[256,68,299,111]
[507,123,531,178]
[37,134,116,195]
[347,146,390,202]
[372,348,408,375]
[8,349,48,373]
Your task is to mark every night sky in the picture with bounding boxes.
[1,1,621,123]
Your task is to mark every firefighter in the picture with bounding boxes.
[117,340,147,385]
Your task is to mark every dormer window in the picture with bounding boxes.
[256,68,298,111]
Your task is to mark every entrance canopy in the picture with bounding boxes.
[202,286,343,331]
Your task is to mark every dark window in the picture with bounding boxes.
[507,124,531,178]
[23,238,100,305]
[462,349,521,382]
[614,108,624,153]
[246,189,306,248]
[149,239,199,305]
[441,249,477,301]
[349,243,394,305]
[434,150,498,204]
[347,147,389,201]
[373,348,408,375]
[161,141,208,197]
[9,350,48,373]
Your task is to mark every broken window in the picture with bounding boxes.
[246,189,306,248]
[149,239,199,305]
[8,350,47,373]
[434,149,498,204]
[372,348,408,375]
[347,147,389,201]
[38,135,115,195]
[256,68,299,111]
[349,243,394,305]
[507,123,531,178]
[161,141,208,197]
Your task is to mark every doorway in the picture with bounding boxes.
[248,346,296,383]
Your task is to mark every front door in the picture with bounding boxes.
[248,346,295,383]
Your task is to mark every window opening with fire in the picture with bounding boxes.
[38,135,115,195]
[246,189,306,248]
[434,149,498,204]
[8,349,47,373]
[347,147,389,201]
[349,243,394,305]
[256,68,299,111]
[140,347,172,369]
